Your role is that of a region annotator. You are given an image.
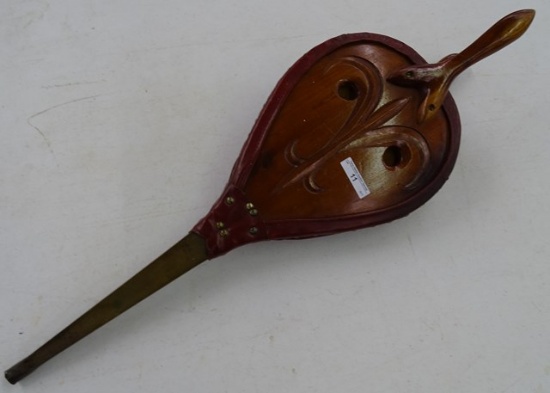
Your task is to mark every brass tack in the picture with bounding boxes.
[245,202,255,210]
[219,229,229,237]
[225,196,235,205]
[249,209,258,216]
[215,222,225,229]
[249,227,259,235]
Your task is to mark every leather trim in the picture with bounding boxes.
[192,185,267,258]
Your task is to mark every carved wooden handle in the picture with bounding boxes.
[388,9,535,123]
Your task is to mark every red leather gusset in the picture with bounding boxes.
[192,184,267,258]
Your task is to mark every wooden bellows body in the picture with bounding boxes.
[193,10,534,257]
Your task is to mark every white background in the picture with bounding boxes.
[1,1,549,392]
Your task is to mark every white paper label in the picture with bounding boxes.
[340,157,370,199]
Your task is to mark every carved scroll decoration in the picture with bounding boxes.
[275,55,431,195]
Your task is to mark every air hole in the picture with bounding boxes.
[337,80,359,100]
[428,104,436,111]
[382,145,403,168]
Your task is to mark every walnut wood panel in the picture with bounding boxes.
[245,42,451,220]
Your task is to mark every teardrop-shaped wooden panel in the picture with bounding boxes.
[193,33,460,256]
